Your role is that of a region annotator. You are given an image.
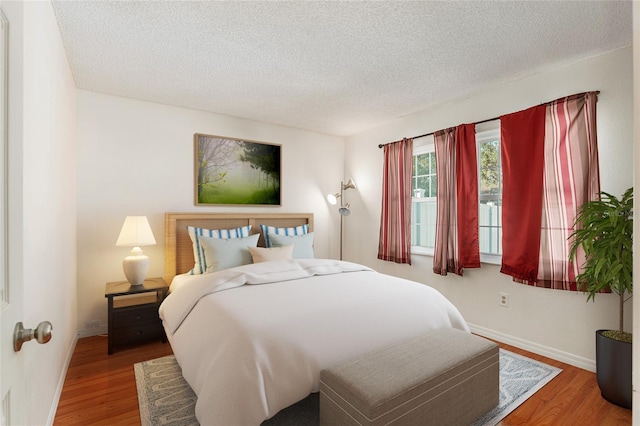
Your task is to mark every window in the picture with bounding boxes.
[410,124,503,262]
[411,139,437,252]
[477,127,502,262]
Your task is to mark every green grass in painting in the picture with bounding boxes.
[198,186,279,205]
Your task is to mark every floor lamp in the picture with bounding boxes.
[327,178,356,260]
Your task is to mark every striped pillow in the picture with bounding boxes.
[260,224,309,247]
[187,225,252,274]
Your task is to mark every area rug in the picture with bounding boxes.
[135,349,562,426]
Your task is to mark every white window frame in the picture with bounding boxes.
[476,121,502,265]
[411,137,436,256]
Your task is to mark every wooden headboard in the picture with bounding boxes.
[164,212,314,283]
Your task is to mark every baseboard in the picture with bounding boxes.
[46,333,78,426]
[76,325,108,338]
[468,323,596,372]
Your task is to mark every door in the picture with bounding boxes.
[0,5,26,425]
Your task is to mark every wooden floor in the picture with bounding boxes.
[53,336,632,426]
[53,336,173,425]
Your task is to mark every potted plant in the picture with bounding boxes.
[569,187,632,409]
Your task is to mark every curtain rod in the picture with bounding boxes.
[377,91,599,149]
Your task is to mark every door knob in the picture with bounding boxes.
[13,321,53,352]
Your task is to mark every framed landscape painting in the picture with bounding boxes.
[195,134,281,206]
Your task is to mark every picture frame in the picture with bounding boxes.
[194,133,281,206]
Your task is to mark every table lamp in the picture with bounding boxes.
[115,216,156,285]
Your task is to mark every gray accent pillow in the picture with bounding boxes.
[186,225,252,274]
[200,233,260,273]
[269,232,315,259]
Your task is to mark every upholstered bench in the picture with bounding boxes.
[319,328,499,426]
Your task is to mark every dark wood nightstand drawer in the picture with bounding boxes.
[113,304,159,328]
[113,323,163,346]
[105,277,169,355]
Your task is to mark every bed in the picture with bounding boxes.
[159,212,470,426]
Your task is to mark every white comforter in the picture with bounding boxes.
[159,259,469,426]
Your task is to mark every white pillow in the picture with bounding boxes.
[248,245,294,263]
[187,225,252,274]
[200,234,260,273]
[269,232,315,259]
[260,224,309,247]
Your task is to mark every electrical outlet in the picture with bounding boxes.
[85,320,100,329]
[499,292,509,308]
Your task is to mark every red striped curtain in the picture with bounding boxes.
[501,92,600,288]
[433,124,480,276]
[378,138,413,264]
[536,92,600,289]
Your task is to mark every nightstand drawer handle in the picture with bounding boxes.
[135,330,143,336]
[135,315,143,320]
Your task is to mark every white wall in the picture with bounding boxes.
[345,47,633,370]
[76,92,345,336]
[21,1,77,424]
[632,1,639,419]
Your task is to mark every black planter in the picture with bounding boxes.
[595,330,632,409]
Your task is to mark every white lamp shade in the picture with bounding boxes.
[116,216,156,247]
[327,193,338,205]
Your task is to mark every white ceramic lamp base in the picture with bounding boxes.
[122,247,150,286]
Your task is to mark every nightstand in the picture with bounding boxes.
[104,277,168,355]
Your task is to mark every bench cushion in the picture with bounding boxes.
[319,328,499,426]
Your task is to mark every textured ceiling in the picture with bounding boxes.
[51,1,632,137]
